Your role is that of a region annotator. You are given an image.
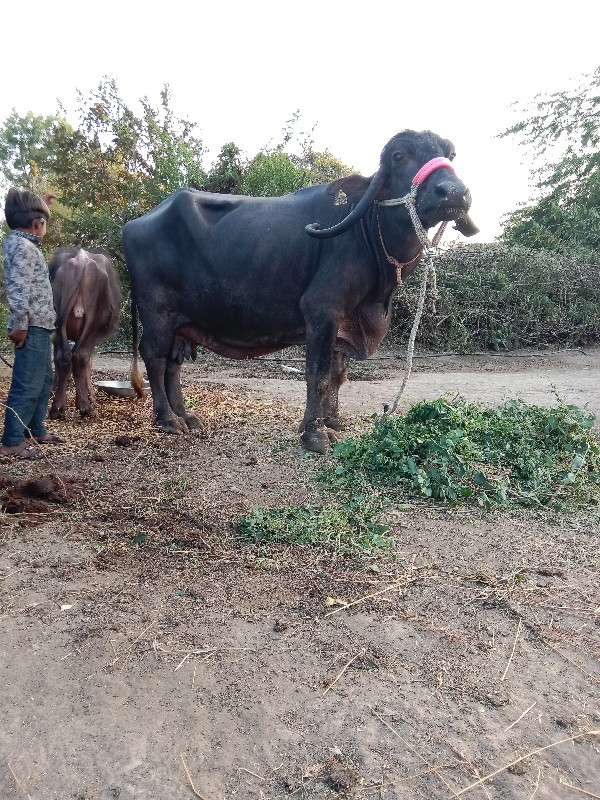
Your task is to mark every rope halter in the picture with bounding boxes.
[376,156,455,253]
[376,156,456,416]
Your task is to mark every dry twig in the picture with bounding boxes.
[323,649,365,695]
[501,617,522,680]
[324,580,407,618]
[528,765,542,800]
[181,754,209,799]
[238,767,265,780]
[370,707,461,797]
[7,763,31,800]
[455,730,600,796]
[559,776,600,798]
[504,701,536,732]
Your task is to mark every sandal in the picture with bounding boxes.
[1,442,44,460]
[28,433,65,445]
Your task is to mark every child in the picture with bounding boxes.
[1,188,64,459]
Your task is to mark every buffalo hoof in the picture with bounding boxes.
[300,427,330,454]
[79,407,97,419]
[325,427,342,443]
[156,416,187,435]
[49,407,66,421]
[183,412,202,430]
[323,416,348,432]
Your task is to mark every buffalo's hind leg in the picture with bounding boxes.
[49,335,71,420]
[164,337,201,431]
[139,328,187,434]
[72,341,96,417]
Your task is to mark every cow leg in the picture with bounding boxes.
[139,331,187,434]
[165,357,201,430]
[72,343,96,417]
[49,336,72,420]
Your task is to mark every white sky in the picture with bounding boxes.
[2,0,598,242]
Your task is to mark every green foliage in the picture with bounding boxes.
[500,66,600,259]
[205,142,243,193]
[0,111,64,192]
[239,496,391,556]
[49,81,207,271]
[391,243,600,351]
[239,111,350,197]
[239,148,349,197]
[239,151,306,196]
[325,397,600,510]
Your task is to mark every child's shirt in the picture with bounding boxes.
[1,231,56,331]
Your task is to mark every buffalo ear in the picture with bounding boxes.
[453,213,479,237]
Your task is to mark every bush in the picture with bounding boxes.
[391,243,600,351]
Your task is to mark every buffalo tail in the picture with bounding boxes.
[130,297,146,398]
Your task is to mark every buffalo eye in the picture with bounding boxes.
[392,151,405,164]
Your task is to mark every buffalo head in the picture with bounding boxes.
[305,130,478,239]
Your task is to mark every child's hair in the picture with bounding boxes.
[4,187,51,229]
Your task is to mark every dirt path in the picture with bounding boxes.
[91,345,600,420]
[1,348,599,800]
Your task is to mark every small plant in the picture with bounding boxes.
[239,495,391,557]
[162,475,190,496]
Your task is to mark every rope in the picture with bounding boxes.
[385,248,435,416]
[377,187,449,418]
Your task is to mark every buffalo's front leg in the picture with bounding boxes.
[299,303,338,454]
[72,344,96,417]
[323,347,349,431]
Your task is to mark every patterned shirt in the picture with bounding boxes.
[1,230,56,331]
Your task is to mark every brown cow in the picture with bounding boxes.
[48,247,121,419]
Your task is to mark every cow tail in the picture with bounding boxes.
[130,296,146,398]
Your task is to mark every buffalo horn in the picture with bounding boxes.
[305,170,384,239]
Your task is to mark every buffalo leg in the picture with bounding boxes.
[299,307,338,454]
[49,336,72,420]
[165,357,201,430]
[139,330,187,434]
[323,347,349,431]
[72,343,96,417]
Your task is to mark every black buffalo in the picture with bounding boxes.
[123,130,478,453]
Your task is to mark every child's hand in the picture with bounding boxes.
[9,329,27,348]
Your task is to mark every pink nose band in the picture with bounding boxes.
[412,157,455,187]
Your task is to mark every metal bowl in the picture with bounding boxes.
[94,379,150,398]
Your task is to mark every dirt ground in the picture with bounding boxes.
[1,347,599,800]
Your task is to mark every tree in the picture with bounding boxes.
[24,79,209,276]
[238,112,350,197]
[500,66,600,258]
[206,143,243,193]
[0,111,64,192]
[0,112,75,254]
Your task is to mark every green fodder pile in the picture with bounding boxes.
[241,398,600,557]
[326,397,600,511]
